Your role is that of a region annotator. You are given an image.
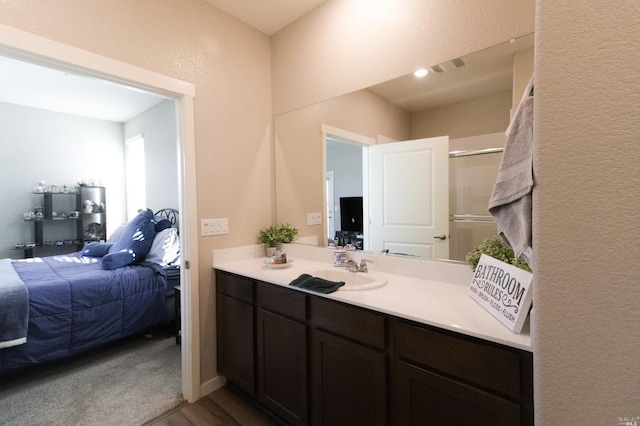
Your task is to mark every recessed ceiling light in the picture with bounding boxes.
[414,68,428,77]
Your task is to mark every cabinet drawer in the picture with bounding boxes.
[395,321,521,399]
[216,270,254,303]
[310,297,385,349]
[257,282,306,322]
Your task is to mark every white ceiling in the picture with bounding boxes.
[0,55,167,122]
[204,0,328,35]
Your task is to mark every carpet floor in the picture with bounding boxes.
[0,327,183,426]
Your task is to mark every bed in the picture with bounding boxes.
[0,208,181,374]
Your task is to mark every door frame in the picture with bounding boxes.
[326,170,335,243]
[321,124,374,248]
[0,24,201,402]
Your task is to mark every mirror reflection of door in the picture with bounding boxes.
[369,137,449,258]
[326,134,449,259]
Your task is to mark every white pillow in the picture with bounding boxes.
[107,224,127,243]
[145,228,181,267]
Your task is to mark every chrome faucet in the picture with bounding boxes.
[345,259,359,272]
[359,259,371,272]
[345,258,371,272]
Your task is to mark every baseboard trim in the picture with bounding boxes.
[200,374,227,398]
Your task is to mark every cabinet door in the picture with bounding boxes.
[394,360,521,426]
[257,309,307,425]
[310,329,386,426]
[217,293,255,395]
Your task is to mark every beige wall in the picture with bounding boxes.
[534,0,640,423]
[411,90,512,139]
[0,0,272,384]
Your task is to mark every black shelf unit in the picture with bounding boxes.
[16,186,106,258]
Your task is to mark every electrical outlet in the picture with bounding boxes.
[307,212,322,225]
[201,218,229,236]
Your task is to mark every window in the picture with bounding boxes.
[125,134,146,220]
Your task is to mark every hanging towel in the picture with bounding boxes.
[289,273,345,294]
[488,75,534,267]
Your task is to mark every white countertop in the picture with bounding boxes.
[213,245,532,352]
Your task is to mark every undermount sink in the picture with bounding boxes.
[309,268,388,291]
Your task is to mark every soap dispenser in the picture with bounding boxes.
[333,249,347,267]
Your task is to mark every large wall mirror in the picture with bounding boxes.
[275,34,534,262]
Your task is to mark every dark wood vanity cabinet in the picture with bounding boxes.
[215,269,533,426]
[391,320,533,426]
[216,270,308,425]
[216,272,255,395]
[256,282,308,425]
[309,297,387,426]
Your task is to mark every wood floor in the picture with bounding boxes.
[146,384,282,426]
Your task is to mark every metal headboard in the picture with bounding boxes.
[154,208,179,234]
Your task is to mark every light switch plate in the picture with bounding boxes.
[307,212,322,225]
[201,218,229,236]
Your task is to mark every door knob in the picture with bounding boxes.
[433,234,447,240]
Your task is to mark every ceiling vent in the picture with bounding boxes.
[451,57,465,68]
[430,57,466,74]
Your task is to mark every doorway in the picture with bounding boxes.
[0,26,200,401]
[322,126,374,249]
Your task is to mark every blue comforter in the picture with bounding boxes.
[0,253,168,373]
[0,259,29,349]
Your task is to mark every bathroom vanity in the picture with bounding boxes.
[214,248,533,425]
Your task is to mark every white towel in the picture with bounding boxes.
[489,76,534,267]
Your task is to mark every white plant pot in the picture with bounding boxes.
[265,246,277,257]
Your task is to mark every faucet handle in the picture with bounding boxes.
[359,259,371,272]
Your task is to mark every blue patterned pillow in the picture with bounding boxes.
[102,209,157,270]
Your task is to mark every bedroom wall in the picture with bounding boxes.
[0,101,126,259]
[124,99,180,216]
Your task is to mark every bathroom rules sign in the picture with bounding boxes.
[469,254,533,333]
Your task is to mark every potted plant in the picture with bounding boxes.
[465,237,531,272]
[257,223,299,256]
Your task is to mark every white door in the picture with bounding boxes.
[369,136,449,258]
